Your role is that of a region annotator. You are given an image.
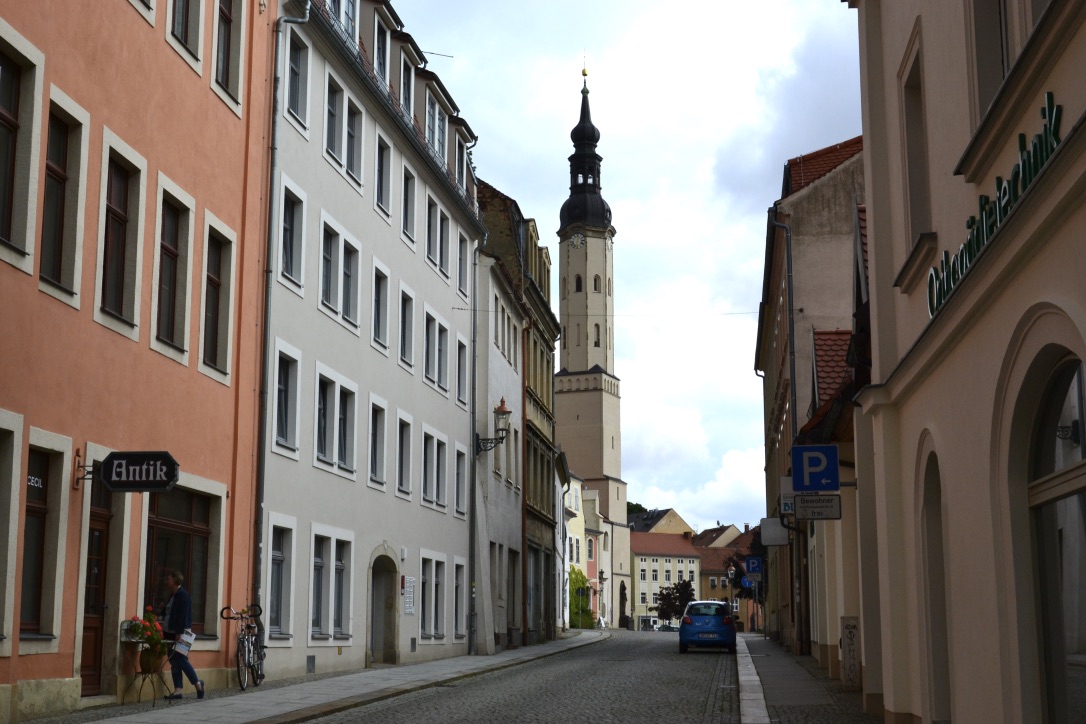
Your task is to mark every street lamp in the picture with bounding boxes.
[475,398,512,454]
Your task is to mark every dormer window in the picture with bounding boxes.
[374,18,389,83]
[455,137,467,189]
[400,55,413,117]
[426,92,448,165]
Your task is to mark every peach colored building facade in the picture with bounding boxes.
[0,1,271,718]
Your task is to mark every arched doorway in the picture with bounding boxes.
[370,554,398,664]
[921,452,951,723]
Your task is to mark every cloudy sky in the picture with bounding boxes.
[399,1,863,533]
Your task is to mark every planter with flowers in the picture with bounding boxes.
[122,607,168,673]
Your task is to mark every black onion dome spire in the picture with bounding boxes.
[560,71,612,229]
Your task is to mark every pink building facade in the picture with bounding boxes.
[0,1,271,718]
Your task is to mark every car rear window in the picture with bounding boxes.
[688,603,727,617]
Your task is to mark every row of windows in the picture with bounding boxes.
[0,40,236,381]
[639,567,697,583]
[279,177,471,371]
[285,23,471,219]
[563,273,611,297]
[560,322,612,351]
[567,536,595,563]
[266,517,466,642]
[125,0,246,115]
[639,557,698,565]
[273,346,476,512]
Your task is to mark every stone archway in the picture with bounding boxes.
[370,554,398,664]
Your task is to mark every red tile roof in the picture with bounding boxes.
[813,329,852,402]
[785,135,863,197]
[630,532,702,558]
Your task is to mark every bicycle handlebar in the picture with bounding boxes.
[220,603,263,620]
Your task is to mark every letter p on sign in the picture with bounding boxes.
[791,444,840,492]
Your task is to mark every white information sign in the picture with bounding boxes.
[404,575,416,615]
[795,493,842,520]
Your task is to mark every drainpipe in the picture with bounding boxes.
[253,0,310,619]
[468,232,488,655]
[767,205,808,656]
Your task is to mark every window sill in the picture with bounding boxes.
[333,634,351,641]
[19,633,56,641]
[100,305,136,328]
[311,633,332,641]
[39,274,76,296]
[893,231,937,293]
[269,633,292,641]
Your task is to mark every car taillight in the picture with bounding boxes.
[682,615,693,625]
[724,616,733,625]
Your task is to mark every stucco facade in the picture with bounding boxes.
[259,0,484,676]
[0,1,270,718]
[847,0,1086,720]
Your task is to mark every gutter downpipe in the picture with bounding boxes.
[468,232,488,656]
[253,0,311,617]
[768,205,807,655]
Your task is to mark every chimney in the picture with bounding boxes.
[744,523,749,533]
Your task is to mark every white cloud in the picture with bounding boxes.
[400,0,861,533]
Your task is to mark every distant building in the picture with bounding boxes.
[629,508,694,535]
[554,74,631,628]
[629,532,701,630]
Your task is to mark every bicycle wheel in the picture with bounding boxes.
[236,635,249,691]
[249,635,265,685]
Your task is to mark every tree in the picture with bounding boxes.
[627,501,647,516]
[650,579,695,624]
[568,566,593,629]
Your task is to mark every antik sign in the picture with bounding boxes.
[927,92,1062,317]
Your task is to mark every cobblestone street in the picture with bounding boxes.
[310,630,739,724]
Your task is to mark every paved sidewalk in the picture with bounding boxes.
[738,633,880,723]
[61,631,607,724]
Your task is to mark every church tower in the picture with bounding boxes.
[555,72,625,526]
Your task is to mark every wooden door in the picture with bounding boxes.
[80,488,111,696]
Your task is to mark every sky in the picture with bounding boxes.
[398,1,863,533]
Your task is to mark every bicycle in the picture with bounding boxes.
[220,603,266,691]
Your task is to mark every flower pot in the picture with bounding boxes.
[139,648,166,674]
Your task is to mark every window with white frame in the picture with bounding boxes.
[456,339,467,404]
[640,567,646,581]
[320,224,339,309]
[373,15,389,83]
[40,96,89,297]
[369,398,386,483]
[268,517,295,637]
[652,569,658,582]
[457,234,469,294]
[345,100,362,183]
[640,591,647,605]
[652,592,659,606]
[0,37,43,272]
[274,339,301,453]
[279,178,306,287]
[371,263,389,348]
[399,288,414,365]
[422,431,435,502]
[438,211,450,275]
[454,562,465,636]
[309,524,353,642]
[587,538,594,560]
[152,179,194,354]
[311,534,328,636]
[454,449,466,513]
[665,568,672,583]
[420,556,432,636]
[434,560,445,637]
[96,142,147,333]
[200,216,236,378]
[318,215,360,327]
[425,197,437,261]
[435,438,447,504]
[286,31,309,127]
[213,0,244,103]
[437,324,448,390]
[169,0,203,60]
[455,136,467,189]
[419,553,447,639]
[424,313,436,382]
[400,54,413,118]
[341,241,358,324]
[375,134,391,213]
[333,540,350,637]
[325,74,343,160]
[397,416,411,493]
[402,167,416,239]
[314,364,356,473]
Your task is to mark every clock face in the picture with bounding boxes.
[569,233,586,249]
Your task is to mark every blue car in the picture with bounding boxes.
[679,601,737,653]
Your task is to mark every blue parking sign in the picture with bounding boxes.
[791,444,840,492]
[746,557,762,575]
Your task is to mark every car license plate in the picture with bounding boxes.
[698,633,718,640]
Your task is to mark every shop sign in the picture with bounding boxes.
[100,451,179,493]
[928,92,1062,317]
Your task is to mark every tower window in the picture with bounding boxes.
[593,275,601,293]
[574,275,582,293]
[594,324,600,347]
